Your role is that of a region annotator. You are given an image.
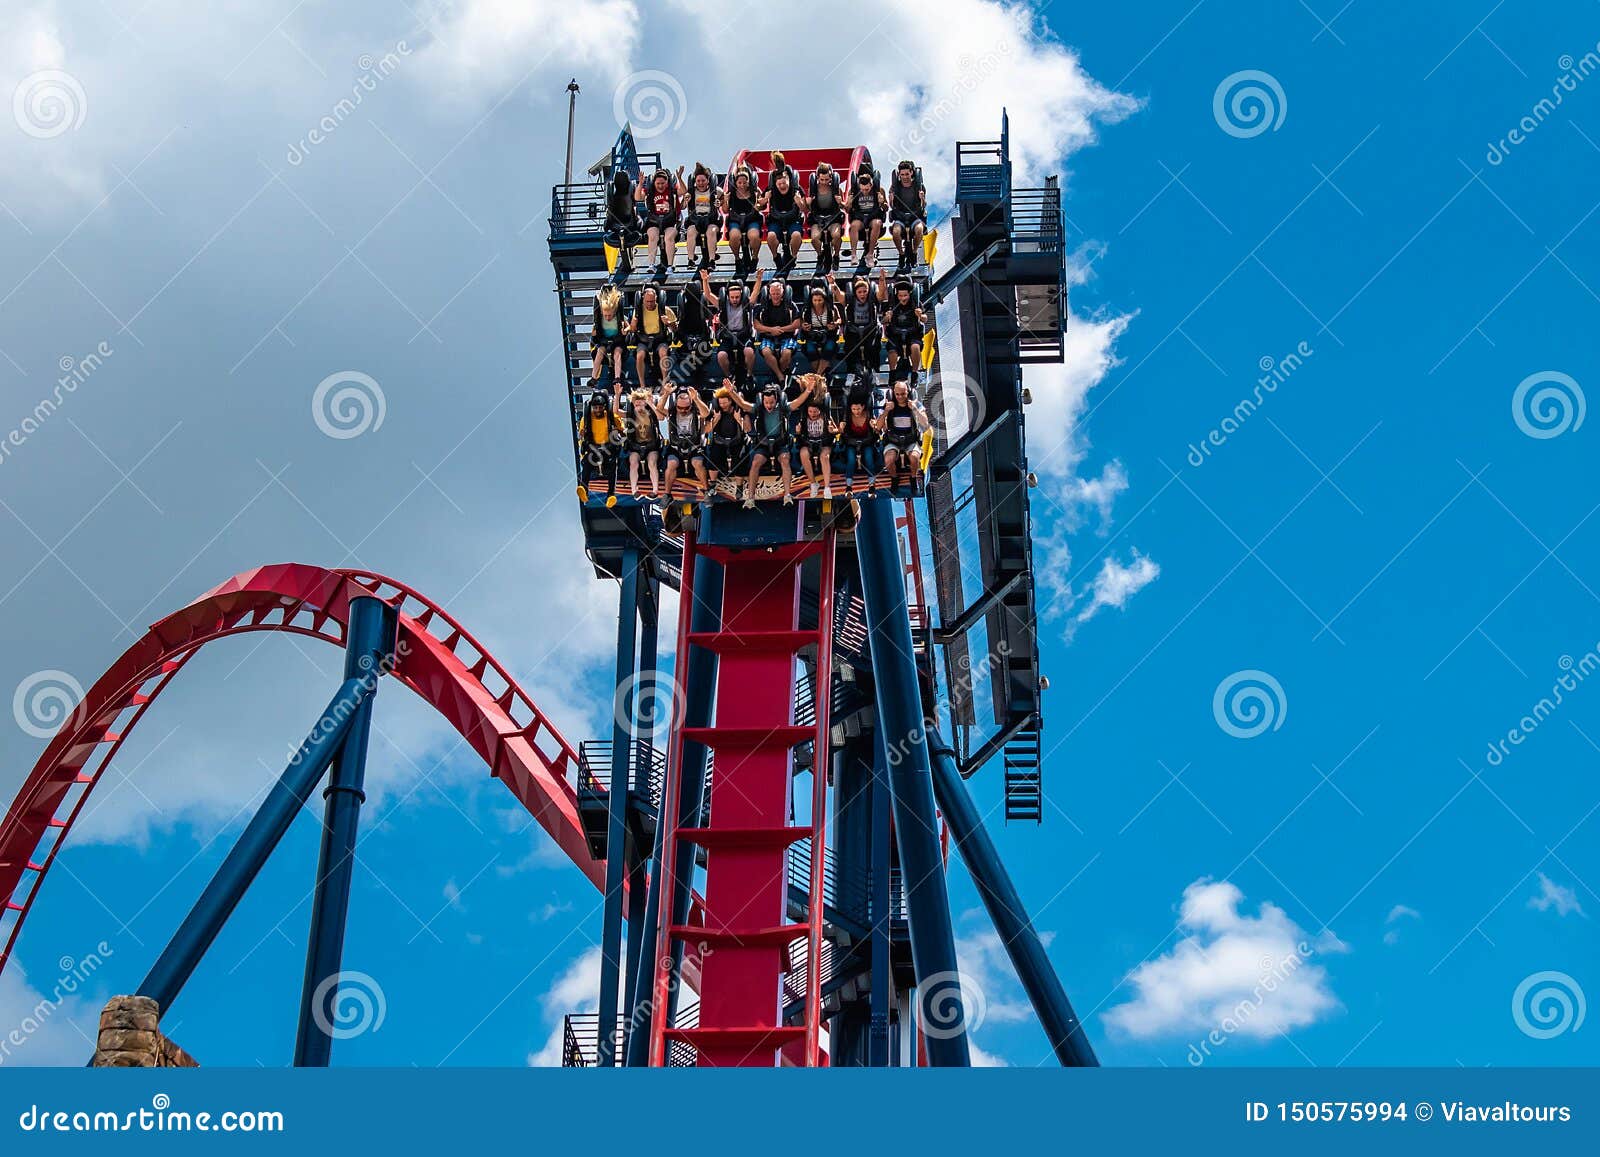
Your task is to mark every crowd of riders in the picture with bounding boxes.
[579,151,933,506]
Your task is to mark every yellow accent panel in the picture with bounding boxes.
[921,329,937,371]
[923,228,938,267]
[604,243,619,273]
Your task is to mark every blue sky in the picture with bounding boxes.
[1,0,1597,1069]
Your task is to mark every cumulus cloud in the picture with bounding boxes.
[411,0,640,103]
[0,960,105,1067]
[1383,903,1421,946]
[1103,878,1344,1043]
[1528,873,1586,918]
[1073,550,1159,626]
[527,943,601,1066]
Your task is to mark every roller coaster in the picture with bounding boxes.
[0,113,1095,1068]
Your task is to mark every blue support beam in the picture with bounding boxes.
[624,553,723,1067]
[928,730,1098,1067]
[597,547,641,1067]
[137,676,374,1013]
[294,595,397,1067]
[855,498,970,1066]
[869,725,893,1067]
[622,576,659,1024]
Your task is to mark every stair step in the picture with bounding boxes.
[677,825,812,850]
[669,923,810,948]
[679,725,814,751]
[687,629,815,655]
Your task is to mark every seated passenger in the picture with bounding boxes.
[671,275,717,391]
[790,375,835,499]
[883,278,927,386]
[808,162,846,274]
[683,163,721,272]
[661,386,711,495]
[604,170,642,274]
[754,278,801,381]
[734,383,806,507]
[704,385,751,494]
[638,166,684,278]
[723,165,763,278]
[835,397,882,493]
[879,379,930,496]
[888,160,927,273]
[623,388,664,496]
[799,284,841,382]
[828,267,887,381]
[591,286,628,390]
[576,388,620,506]
[847,169,888,274]
[762,168,806,276]
[629,284,677,391]
[703,267,763,391]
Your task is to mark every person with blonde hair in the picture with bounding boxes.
[704,383,750,492]
[622,387,664,496]
[591,285,628,389]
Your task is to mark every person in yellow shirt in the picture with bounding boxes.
[576,389,620,506]
[629,284,678,393]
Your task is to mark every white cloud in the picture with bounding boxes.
[0,962,104,1068]
[1073,550,1159,626]
[1528,873,1587,918]
[1383,904,1420,946]
[527,943,602,1066]
[1103,878,1344,1043]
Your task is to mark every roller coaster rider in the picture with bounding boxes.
[793,381,836,500]
[848,167,888,274]
[661,385,710,495]
[836,396,882,493]
[604,170,642,275]
[639,166,684,279]
[576,388,622,506]
[630,283,677,392]
[883,278,926,386]
[591,285,628,392]
[799,283,842,388]
[808,162,846,274]
[623,387,664,496]
[704,267,763,393]
[888,160,927,273]
[704,385,750,490]
[683,163,721,273]
[880,377,930,496]
[724,165,763,278]
[754,277,802,382]
[734,383,805,507]
[829,267,887,386]
[673,273,717,393]
[763,167,806,275]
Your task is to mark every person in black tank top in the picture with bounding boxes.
[703,385,750,490]
[829,267,887,379]
[682,163,721,272]
[888,160,927,272]
[722,166,762,278]
[880,379,930,496]
[762,169,806,274]
[808,162,846,274]
[883,279,926,385]
[847,170,887,274]
[660,386,710,496]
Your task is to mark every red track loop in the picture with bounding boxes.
[0,563,607,977]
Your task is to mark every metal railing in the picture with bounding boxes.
[562,1000,698,1067]
[1009,187,1064,257]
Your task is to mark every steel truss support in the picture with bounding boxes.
[137,675,377,1014]
[855,498,969,1066]
[294,595,398,1066]
[596,547,641,1066]
[928,730,1097,1067]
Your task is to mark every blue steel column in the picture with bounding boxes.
[596,547,641,1067]
[624,553,723,1067]
[137,676,372,1013]
[928,731,1098,1066]
[294,595,397,1067]
[622,576,659,1029]
[869,723,893,1066]
[855,498,969,1066]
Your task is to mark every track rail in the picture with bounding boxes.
[0,563,652,978]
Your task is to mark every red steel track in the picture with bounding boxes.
[0,562,676,978]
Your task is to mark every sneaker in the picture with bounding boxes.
[782,492,795,506]
[808,482,819,498]
[576,485,589,503]
[742,497,757,510]
[823,485,833,500]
